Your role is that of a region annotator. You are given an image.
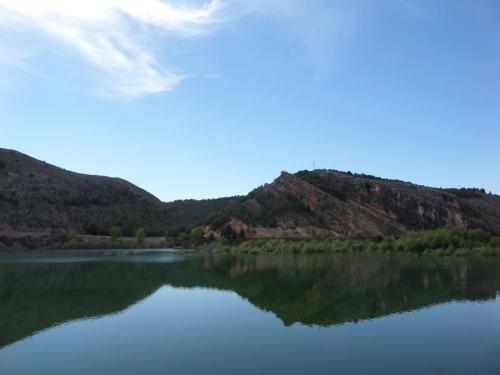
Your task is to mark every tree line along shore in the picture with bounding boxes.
[44,227,500,258]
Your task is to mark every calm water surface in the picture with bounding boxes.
[1,250,500,374]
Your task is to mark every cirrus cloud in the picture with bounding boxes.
[0,0,361,98]
[0,0,224,97]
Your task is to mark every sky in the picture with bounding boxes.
[0,0,499,201]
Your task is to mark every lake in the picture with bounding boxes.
[1,250,500,374]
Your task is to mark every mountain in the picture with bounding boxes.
[207,170,500,238]
[0,148,236,238]
[2,148,499,245]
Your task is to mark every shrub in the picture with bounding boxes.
[110,226,123,242]
[453,248,469,257]
[190,226,205,246]
[177,232,190,245]
[207,228,497,257]
[478,246,498,256]
[489,236,500,248]
[135,228,145,244]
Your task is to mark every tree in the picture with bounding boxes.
[190,226,204,246]
[110,226,123,242]
[178,232,189,244]
[135,228,145,245]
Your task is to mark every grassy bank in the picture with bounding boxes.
[210,228,500,257]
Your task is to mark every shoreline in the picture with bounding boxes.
[1,228,499,257]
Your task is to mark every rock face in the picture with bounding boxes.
[0,148,236,237]
[274,172,407,237]
[210,170,500,238]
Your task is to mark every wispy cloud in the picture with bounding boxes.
[0,0,360,97]
[0,0,224,97]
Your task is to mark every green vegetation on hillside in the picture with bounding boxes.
[295,170,350,201]
[0,148,239,239]
[444,188,487,199]
[206,186,316,229]
[164,197,240,231]
[210,228,500,256]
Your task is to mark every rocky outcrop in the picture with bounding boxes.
[297,170,500,234]
[274,172,407,237]
[211,170,500,238]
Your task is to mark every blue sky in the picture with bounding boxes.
[1,0,499,201]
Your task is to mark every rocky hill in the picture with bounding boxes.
[0,148,236,239]
[207,170,500,238]
[2,148,499,245]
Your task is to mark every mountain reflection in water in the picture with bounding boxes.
[1,252,500,349]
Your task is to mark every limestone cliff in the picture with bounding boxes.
[209,170,500,238]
